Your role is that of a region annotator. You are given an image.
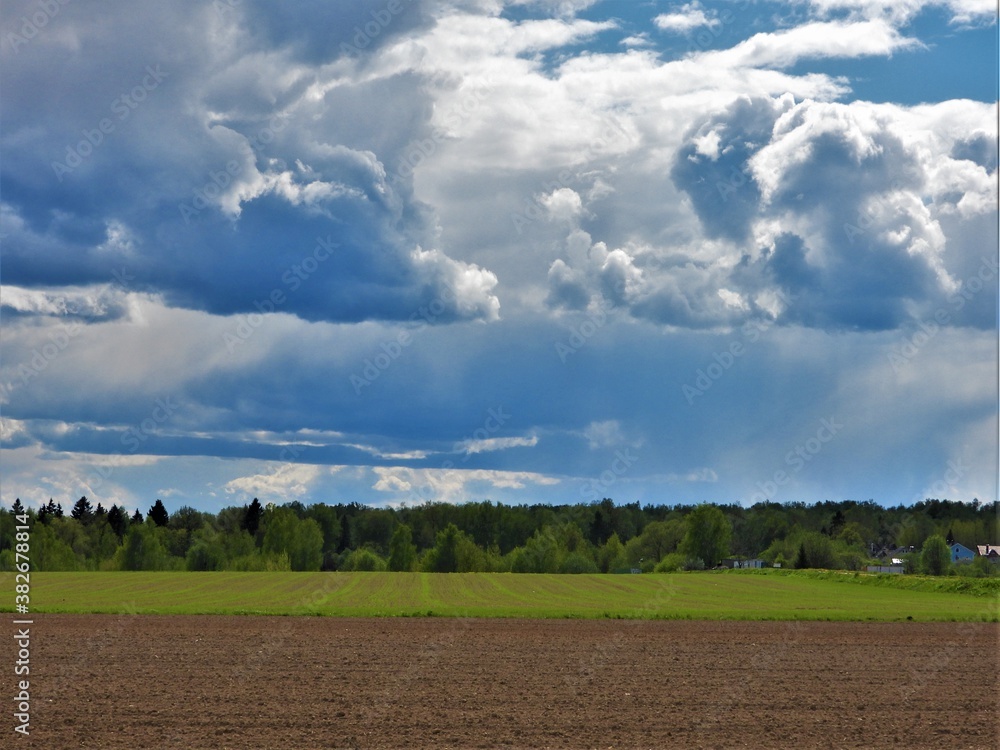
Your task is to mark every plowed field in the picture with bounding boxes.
[3,615,997,749]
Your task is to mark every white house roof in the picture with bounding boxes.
[976,545,999,557]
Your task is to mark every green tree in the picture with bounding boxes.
[186,526,225,571]
[119,522,169,571]
[679,504,731,567]
[509,528,561,573]
[596,532,628,573]
[388,523,417,571]
[625,519,684,567]
[262,507,323,571]
[920,534,951,576]
[423,523,481,573]
[31,523,80,570]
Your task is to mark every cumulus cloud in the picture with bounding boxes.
[223,463,328,501]
[0,0,498,325]
[372,466,560,503]
[1,0,994,511]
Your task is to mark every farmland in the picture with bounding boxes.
[4,615,997,749]
[5,568,998,620]
[3,570,998,748]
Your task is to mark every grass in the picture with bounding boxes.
[3,568,998,621]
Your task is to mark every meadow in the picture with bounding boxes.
[5,568,997,620]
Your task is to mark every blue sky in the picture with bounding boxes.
[1,0,997,514]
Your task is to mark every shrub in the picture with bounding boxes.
[559,552,598,574]
[341,547,388,572]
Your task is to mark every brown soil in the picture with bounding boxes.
[2,616,997,749]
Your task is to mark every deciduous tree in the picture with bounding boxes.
[679,504,731,567]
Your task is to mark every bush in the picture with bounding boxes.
[341,547,387,572]
[225,552,291,571]
[559,552,598,574]
[683,556,705,571]
[654,552,685,573]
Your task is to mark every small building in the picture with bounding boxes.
[949,542,975,563]
[722,557,765,569]
[866,565,904,574]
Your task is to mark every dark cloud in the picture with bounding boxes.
[670,96,789,243]
[0,0,497,325]
[238,0,431,64]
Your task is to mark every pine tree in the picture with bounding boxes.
[131,509,144,525]
[71,496,95,525]
[11,498,25,516]
[148,499,169,527]
[108,505,128,538]
[243,498,263,536]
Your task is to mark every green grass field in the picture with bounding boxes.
[4,569,998,620]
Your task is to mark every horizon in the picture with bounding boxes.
[1,0,998,515]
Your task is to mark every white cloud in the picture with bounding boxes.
[703,19,921,70]
[456,435,539,455]
[582,419,625,449]
[223,463,328,501]
[654,3,720,33]
[372,466,560,503]
[802,0,997,25]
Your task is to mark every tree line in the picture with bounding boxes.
[1,496,997,575]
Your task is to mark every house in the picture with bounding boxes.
[722,557,765,569]
[975,545,1000,563]
[949,542,975,563]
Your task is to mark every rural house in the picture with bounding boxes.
[949,542,975,563]
[975,545,1000,563]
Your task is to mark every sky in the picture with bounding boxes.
[0,0,997,515]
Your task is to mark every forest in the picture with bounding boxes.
[2,495,998,575]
